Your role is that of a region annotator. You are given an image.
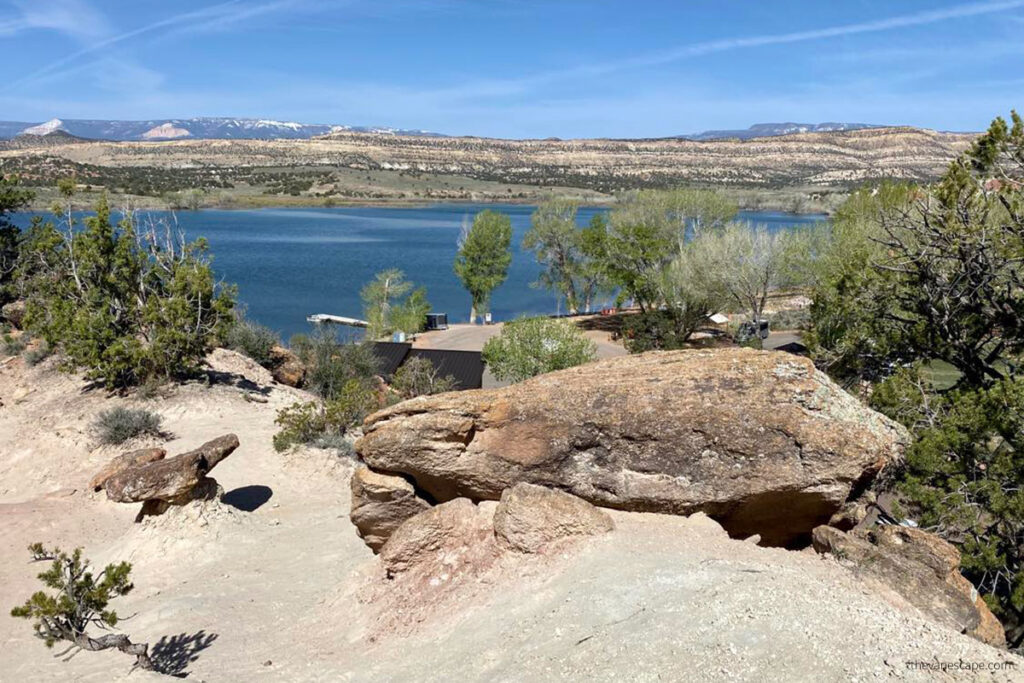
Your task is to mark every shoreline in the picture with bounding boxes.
[18,194,832,217]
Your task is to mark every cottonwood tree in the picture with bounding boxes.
[646,187,738,243]
[687,222,801,340]
[454,209,512,322]
[17,190,235,388]
[523,199,585,314]
[582,202,672,312]
[11,544,154,671]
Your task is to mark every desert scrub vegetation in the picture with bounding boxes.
[482,316,596,382]
[22,339,51,366]
[14,182,235,388]
[10,544,154,671]
[273,330,382,452]
[390,356,456,399]
[92,407,163,446]
[225,312,280,368]
[2,331,26,355]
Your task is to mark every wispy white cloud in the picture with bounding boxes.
[423,0,1024,101]
[0,0,109,38]
[2,0,305,93]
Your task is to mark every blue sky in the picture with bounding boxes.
[1,0,1022,138]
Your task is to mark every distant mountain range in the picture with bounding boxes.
[0,117,443,141]
[677,122,888,141]
[0,118,899,142]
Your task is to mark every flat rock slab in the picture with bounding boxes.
[357,349,908,547]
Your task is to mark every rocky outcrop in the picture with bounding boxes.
[350,466,431,551]
[493,483,614,553]
[105,434,239,521]
[1,300,26,329]
[269,345,305,387]
[357,349,907,547]
[812,524,1005,647]
[379,484,614,575]
[89,447,166,492]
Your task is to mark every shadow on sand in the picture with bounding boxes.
[222,485,274,512]
[151,630,219,677]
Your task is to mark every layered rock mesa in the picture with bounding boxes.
[355,349,908,548]
[0,125,974,189]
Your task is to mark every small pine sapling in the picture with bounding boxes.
[10,543,154,671]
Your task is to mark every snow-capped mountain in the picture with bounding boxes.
[21,118,67,136]
[3,117,446,141]
[678,122,887,141]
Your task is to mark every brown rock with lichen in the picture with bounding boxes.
[269,345,305,387]
[356,349,907,547]
[89,447,167,492]
[105,434,239,516]
[812,524,1006,647]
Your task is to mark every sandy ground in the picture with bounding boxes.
[1,350,1021,682]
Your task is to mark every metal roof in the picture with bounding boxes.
[370,342,484,391]
[407,348,484,391]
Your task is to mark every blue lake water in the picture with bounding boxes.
[13,204,825,340]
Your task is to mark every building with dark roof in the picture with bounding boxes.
[370,342,484,391]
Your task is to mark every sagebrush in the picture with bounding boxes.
[92,407,163,445]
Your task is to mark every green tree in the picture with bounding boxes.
[0,175,34,307]
[17,192,235,388]
[482,316,597,382]
[11,543,154,671]
[803,184,913,385]
[360,269,429,338]
[454,210,512,322]
[685,221,806,342]
[390,286,431,336]
[523,199,584,314]
[809,111,1024,644]
[644,187,738,244]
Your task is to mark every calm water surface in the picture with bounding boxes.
[14,204,825,340]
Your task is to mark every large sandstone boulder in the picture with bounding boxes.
[812,524,1005,647]
[105,434,239,521]
[493,482,614,553]
[89,447,167,492]
[350,466,431,551]
[357,349,907,547]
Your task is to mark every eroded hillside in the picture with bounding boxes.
[0,126,975,207]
